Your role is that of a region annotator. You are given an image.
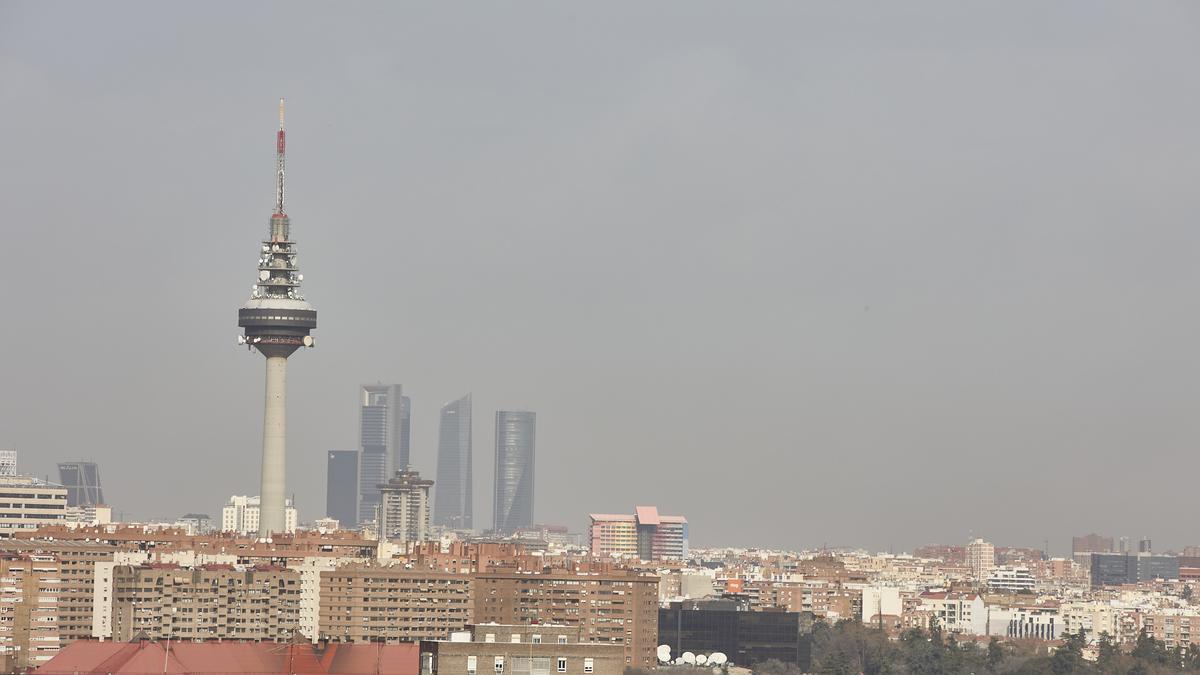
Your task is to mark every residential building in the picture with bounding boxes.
[378,468,433,543]
[359,385,410,526]
[326,450,359,530]
[966,538,995,579]
[0,539,116,644]
[221,495,297,535]
[318,564,473,642]
[1141,612,1200,652]
[987,566,1036,593]
[493,411,535,534]
[107,564,301,642]
[0,474,68,536]
[433,394,472,530]
[473,568,658,668]
[0,553,61,671]
[420,624,625,675]
[56,462,104,507]
[589,506,689,560]
[915,592,987,635]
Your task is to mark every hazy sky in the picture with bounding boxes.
[3,2,1200,555]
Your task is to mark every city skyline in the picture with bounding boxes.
[5,3,1200,552]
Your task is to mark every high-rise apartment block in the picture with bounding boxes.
[967,538,996,579]
[433,394,472,530]
[0,475,68,536]
[325,450,358,529]
[377,468,433,543]
[56,462,104,507]
[318,565,473,642]
[108,564,301,642]
[358,385,410,526]
[220,495,297,536]
[589,506,689,560]
[0,553,61,671]
[493,411,535,534]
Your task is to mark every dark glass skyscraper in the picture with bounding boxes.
[493,410,535,534]
[325,450,358,529]
[433,394,472,529]
[57,461,104,507]
[357,384,409,525]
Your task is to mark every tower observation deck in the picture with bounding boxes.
[237,99,316,537]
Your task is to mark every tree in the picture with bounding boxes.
[987,636,1005,671]
[1049,630,1085,674]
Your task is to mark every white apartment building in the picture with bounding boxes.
[0,475,68,536]
[918,592,988,635]
[967,538,996,579]
[988,566,1036,593]
[221,495,297,535]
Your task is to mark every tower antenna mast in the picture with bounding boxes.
[276,98,286,215]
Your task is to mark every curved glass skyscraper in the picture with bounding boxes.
[493,410,535,534]
[433,394,473,529]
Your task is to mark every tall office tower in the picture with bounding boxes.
[433,394,473,529]
[56,461,104,507]
[236,99,317,537]
[357,385,409,525]
[493,411,535,534]
[377,468,434,542]
[325,450,359,529]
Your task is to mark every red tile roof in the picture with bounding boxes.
[35,640,419,674]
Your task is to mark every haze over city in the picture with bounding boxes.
[5,1,1200,555]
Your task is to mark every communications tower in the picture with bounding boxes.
[237,99,317,537]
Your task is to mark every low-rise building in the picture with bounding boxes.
[419,624,624,675]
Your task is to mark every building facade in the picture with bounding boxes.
[473,568,659,668]
[326,450,359,529]
[0,553,61,671]
[420,625,625,675]
[1090,553,1180,587]
[493,411,535,534]
[378,468,434,543]
[318,565,473,642]
[433,394,472,530]
[589,506,689,560]
[221,495,297,535]
[0,475,68,536]
[359,385,410,526]
[108,564,301,642]
[56,462,104,508]
[659,600,811,669]
[966,538,995,579]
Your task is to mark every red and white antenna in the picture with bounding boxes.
[275,98,286,215]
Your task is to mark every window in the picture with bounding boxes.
[557,657,567,672]
[495,656,505,673]
[532,634,542,644]
[485,633,496,643]
[467,656,477,675]
[511,633,521,643]
[557,635,568,644]
[584,658,594,673]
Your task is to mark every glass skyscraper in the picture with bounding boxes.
[493,410,535,534]
[57,461,104,507]
[325,450,358,529]
[357,384,410,526]
[433,394,472,529]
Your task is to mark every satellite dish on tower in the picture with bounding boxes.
[259,270,270,281]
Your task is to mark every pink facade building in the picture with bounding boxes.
[589,506,688,560]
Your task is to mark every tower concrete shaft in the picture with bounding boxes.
[237,99,316,537]
[258,355,288,535]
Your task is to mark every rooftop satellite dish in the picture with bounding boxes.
[656,645,671,663]
[683,652,696,665]
[696,654,708,665]
[710,653,728,665]
[302,336,314,348]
